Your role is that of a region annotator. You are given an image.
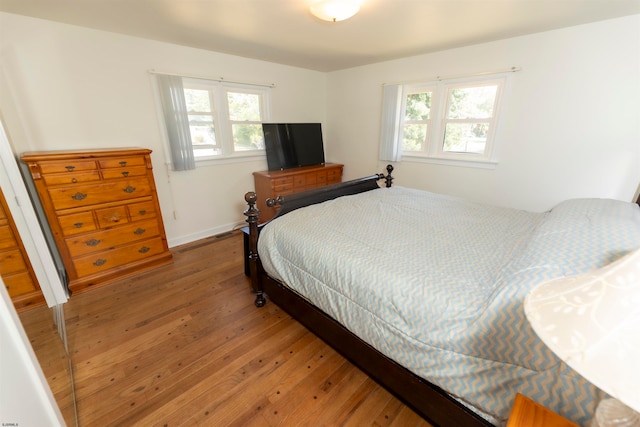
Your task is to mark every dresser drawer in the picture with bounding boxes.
[48,178,152,210]
[293,174,307,188]
[65,219,160,258]
[0,225,17,249]
[72,237,166,277]
[316,171,327,184]
[58,212,97,236]
[2,272,37,297]
[99,156,146,169]
[101,165,148,180]
[128,200,156,221]
[0,201,6,221]
[42,170,101,186]
[95,206,129,228]
[305,173,318,186]
[273,184,293,194]
[38,159,97,174]
[271,176,293,186]
[0,249,28,275]
[327,168,341,182]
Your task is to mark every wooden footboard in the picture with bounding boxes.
[242,164,493,427]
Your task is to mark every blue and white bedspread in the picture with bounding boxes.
[257,186,640,425]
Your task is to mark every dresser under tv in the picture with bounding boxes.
[252,163,343,222]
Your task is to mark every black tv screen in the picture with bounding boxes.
[263,123,325,171]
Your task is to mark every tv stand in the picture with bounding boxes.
[253,163,343,222]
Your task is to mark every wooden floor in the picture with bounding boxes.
[27,230,432,426]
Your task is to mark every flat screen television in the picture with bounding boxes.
[262,123,325,171]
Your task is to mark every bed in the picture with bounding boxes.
[243,166,640,426]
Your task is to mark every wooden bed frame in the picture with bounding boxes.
[243,167,639,427]
[243,165,496,427]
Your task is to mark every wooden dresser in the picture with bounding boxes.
[253,163,343,222]
[21,148,172,294]
[0,187,45,311]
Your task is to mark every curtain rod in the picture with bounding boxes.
[148,69,276,88]
[383,66,522,86]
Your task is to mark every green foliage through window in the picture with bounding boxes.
[182,80,270,158]
[394,76,505,161]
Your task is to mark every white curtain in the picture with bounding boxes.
[379,84,403,162]
[156,74,196,171]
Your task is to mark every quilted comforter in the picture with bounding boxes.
[258,186,640,425]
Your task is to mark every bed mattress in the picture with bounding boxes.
[258,186,640,425]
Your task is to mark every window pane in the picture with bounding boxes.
[228,92,261,121]
[232,124,264,151]
[402,124,428,151]
[184,89,212,113]
[443,123,488,154]
[188,115,216,146]
[447,86,497,119]
[405,92,432,120]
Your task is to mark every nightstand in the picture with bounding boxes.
[507,393,579,427]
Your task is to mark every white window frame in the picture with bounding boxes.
[182,78,271,164]
[390,73,511,169]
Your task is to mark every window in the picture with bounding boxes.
[381,74,509,166]
[183,79,270,160]
[156,73,271,170]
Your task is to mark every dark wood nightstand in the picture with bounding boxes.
[507,393,579,427]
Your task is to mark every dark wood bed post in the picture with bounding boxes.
[243,192,266,307]
[384,164,394,188]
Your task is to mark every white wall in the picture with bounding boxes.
[0,12,327,246]
[327,15,640,211]
[0,12,638,241]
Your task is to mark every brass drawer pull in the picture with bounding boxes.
[71,178,78,183]
[119,161,127,166]
[85,238,101,247]
[104,214,121,223]
[72,192,87,201]
[123,186,136,193]
[73,222,83,228]
[138,209,147,215]
[65,165,75,171]
[134,228,146,235]
[121,171,129,177]
[138,246,150,254]
[93,259,106,267]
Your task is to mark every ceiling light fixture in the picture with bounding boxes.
[309,0,362,22]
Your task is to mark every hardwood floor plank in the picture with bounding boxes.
[53,230,432,426]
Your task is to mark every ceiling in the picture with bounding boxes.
[1,0,638,72]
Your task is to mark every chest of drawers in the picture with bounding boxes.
[253,163,343,222]
[21,148,172,294]
[0,188,44,311]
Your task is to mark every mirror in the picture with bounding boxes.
[18,304,78,425]
[0,119,77,425]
